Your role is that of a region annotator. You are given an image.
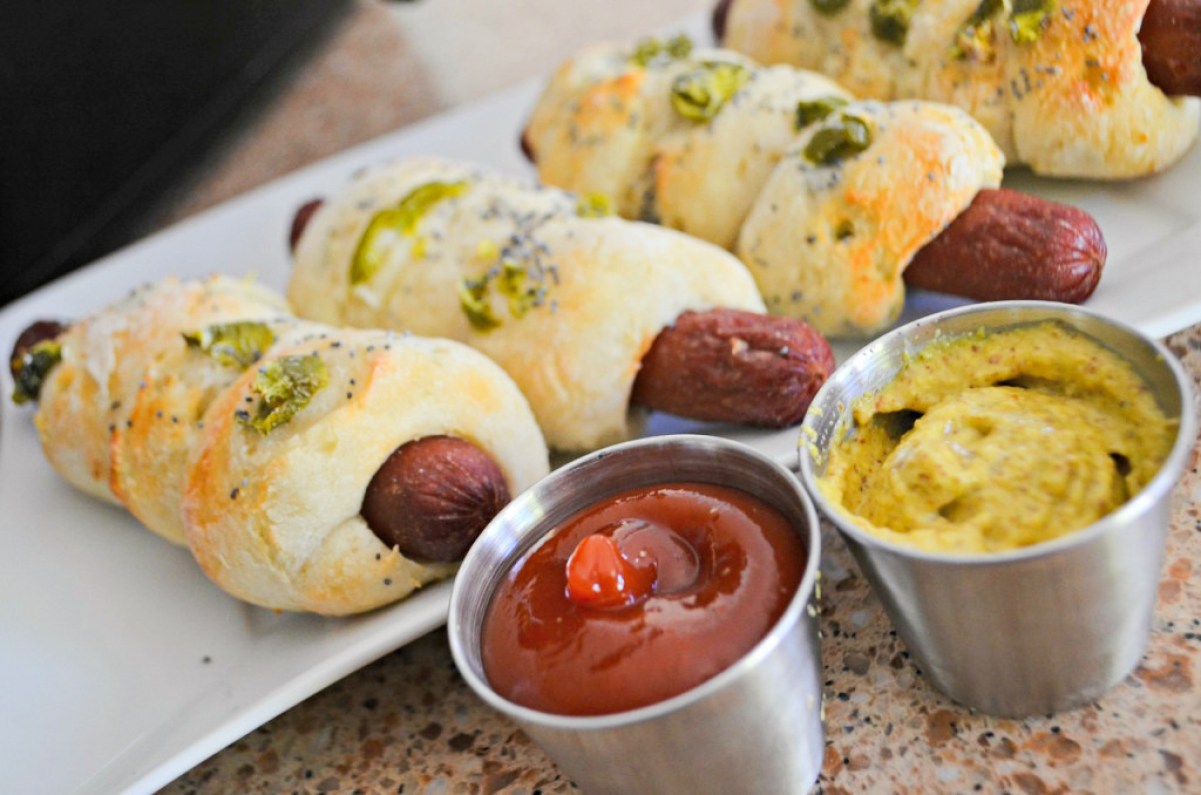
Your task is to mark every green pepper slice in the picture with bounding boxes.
[239,354,328,435]
[795,96,850,130]
[810,0,851,15]
[498,260,547,320]
[350,180,469,286]
[575,193,612,218]
[10,340,62,405]
[458,276,501,331]
[950,0,1002,60]
[630,34,693,67]
[870,0,919,45]
[671,61,751,122]
[183,321,276,369]
[1008,0,1053,44]
[804,112,873,165]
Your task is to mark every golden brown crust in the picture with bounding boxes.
[738,100,1003,334]
[723,0,1200,177]
[35,276,292,538]
[652,64,853,249]
[522,40,1003,336]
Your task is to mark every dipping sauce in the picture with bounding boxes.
[818,321,1175,553]
[480,482,806,716]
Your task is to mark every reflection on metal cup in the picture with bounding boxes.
[449,434,824,794]
[799,301,1196,717]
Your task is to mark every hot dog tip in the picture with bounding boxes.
[631,308,835,427]
[903,188,1107,304]
[1139,0,1201,98]
[9,319,68,404]
[361,435,512,563]
[519,128,536,163]
[712,0,734,41]
[289,198,325,253]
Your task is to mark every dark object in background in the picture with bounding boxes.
[0,0,353,308]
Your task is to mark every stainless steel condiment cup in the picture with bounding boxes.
[448,434,824,795]
[799,301,1196,717]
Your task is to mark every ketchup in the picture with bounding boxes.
[480,482,807,716]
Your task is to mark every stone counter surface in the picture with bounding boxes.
[159,2,1199,792]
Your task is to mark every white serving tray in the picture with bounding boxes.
[2,24,1200,795]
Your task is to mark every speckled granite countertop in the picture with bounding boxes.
[158,2,1200,792]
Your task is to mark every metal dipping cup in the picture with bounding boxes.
[448,434,824,795]
[799,301,1196,717]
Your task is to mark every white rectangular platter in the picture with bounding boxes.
[2,24,1201,795]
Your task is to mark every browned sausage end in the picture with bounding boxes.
[361,435,511,562]
[10,320,68,404]
[632,308,835,427]
[712,0,735,41]
[1140,0,1201,97]
[903,188,1106,304]
[289,199,325,253]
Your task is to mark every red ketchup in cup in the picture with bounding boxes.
[480,482,807,716]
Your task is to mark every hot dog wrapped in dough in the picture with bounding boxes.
[10,276,549,615]
[717,0,1201,178]
[522,38,1009,336]
[183,328,548,615]
[523,37,1114,336]
[288,157,836,450]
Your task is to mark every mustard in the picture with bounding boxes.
[819,321,1174,553]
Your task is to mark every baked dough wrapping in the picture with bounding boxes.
[721,0,1200,178]
[522,39,1004,336]
[29,275,549,615]
[35,276,294,540]
[740,99,1003,334]
[183,327,548,615]
[287,157,767,450]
